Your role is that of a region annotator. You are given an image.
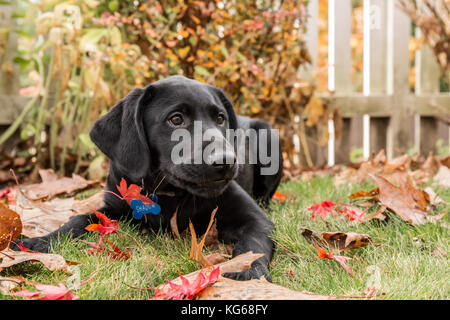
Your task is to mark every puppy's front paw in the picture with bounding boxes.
[223,263,272,282]
[9,237,51,253]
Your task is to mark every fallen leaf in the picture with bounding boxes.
[0,249,71,273]
[409,153,440,185]
[201,221,234,255]
[153,267,220,300]
[424,187,444,206]
[7,274,96,300]
[0,187,14,204]
[307,201,338,220]
[300,227,372,252]
[0,203,22,251]
[70,192,105,215]
[321,231,372,252]
[314,245,360,276]
[333,150,436,187]
[157,251,265,293]
[170,206,180,239]
[197,277,334,300]
[114,178,154,205]
[272,191,288,202]
[348,188,379,200]
[370,174,445,225]
[85,210,119,236]
[434,165,450,188]
[12,190,104,238]
[104,238,131,261]
[22,169,100,200]
[0,276,25,294]
[335,204,367,222]
[204,252,226,265]
[189,207,218,267]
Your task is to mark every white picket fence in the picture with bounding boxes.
[299,0,450,165]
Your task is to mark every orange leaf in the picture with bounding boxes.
[272,191,288,202]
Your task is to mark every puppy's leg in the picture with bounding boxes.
[217,181,275,281]
[249,119,283,206]
[10,210,102,253]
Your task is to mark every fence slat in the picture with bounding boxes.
[299,0,318,82]
[368,0,388,94]
[0,2,19,96]
[387,2,413,157]
[331,0,352,94]
[414,24,441,155]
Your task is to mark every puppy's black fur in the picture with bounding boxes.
[14,76,282,281]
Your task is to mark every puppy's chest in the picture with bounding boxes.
[143,195,217,235]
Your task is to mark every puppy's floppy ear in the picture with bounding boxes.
[210,87,238,130]
[90,86,153,181]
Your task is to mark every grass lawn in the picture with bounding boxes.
[1,176,449,300]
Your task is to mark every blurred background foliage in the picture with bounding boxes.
[0,0,447,182]
[0,0,337,181]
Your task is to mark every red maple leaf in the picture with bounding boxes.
[115,178,154,205]
[81,239,131,261]
[307,201,339,220]
[85,210,119,236]
[8,274,96,300]
[0,187,16,205]
[104,238,131,261]
[10,241,39,253]
[314,244,361,276]
[336,205,366,222]
[153,267,220,300]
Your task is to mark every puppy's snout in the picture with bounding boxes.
[208,151,236,176]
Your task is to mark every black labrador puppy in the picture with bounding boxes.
[14,76,283,281]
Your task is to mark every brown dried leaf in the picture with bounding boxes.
[321,231,372,251]
[70,192,105,215]
[170,206,180,239]
[0,203,22,251]
[189,207,218,267]
[424,187,444,206]
[434,165,450,188]
[349,188,379,200]
[370,174,444,225]
[22,169,100,200]
[409,153,440,185]
[13,191,103,238]
[0,275,25,294]
[0,249,70,273]
[197,277,334,300]
[301,227,372,252]
[299,227,328,248]
[204,252,226,265]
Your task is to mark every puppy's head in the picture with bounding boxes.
[90,76,239,198]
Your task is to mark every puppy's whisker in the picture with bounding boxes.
[152,174,166,195]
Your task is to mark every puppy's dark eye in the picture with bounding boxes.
[169,114,184,126]
[217,113,225,125]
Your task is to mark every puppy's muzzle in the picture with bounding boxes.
[207,150,236,179]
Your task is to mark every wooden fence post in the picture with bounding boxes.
[329,0,352,164]
[0,1,19,96]
[415,26,441,155]
[387,2,413,157]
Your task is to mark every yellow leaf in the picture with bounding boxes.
[203,61,215,68]
[305,95,324,127]
[251,106,261,114]
[178,46,191,59]
[191,15,201,24]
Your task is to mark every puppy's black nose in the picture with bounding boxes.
[209,151,236,175]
